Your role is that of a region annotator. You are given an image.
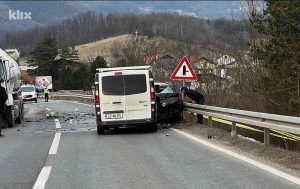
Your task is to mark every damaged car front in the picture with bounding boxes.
[155,83,183,123]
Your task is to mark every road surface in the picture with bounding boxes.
[0,100,298,189]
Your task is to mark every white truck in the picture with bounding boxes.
[0,49,24,128]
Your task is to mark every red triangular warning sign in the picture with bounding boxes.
[171,56,198,81]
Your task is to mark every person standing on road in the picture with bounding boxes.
[44,86,49,102]
[0,84,8,137]
[181,86,205,124]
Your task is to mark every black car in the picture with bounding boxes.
[155,82,183,122]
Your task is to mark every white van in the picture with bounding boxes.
[94,66,157,134]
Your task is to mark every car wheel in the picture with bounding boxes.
[97,126,105,135]
[171,111,183,123]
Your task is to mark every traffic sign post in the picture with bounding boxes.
[170,56,198,81]
[171,56,198,103]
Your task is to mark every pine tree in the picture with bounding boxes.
[249,0,300,114]
[27,35,58,76]
[90,56,107,76]
[59,46,72,60]
[58,46,79,61]
[70,46,80,61]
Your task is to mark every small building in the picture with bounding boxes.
[215,55,237,78]
[190,56,216,75]
[20,66,37,84]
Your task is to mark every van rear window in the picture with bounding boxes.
[124,75,147,95]
[102,74,147,96]
[102,75,124,95]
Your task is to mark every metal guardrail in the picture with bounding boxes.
[57,90,84,93]
[50,93,300,145]
[55,93,93,99]
[184,102,300,145]
[52,93,94,102]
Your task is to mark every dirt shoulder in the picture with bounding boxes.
[178,117,300,177]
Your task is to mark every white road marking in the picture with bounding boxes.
[45,108,51,111]
[49,133,61,155]
[172,129,300,186]
[55,119,61,129]
[32,166,52,189]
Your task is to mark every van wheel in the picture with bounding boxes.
[97,126,105,135]
[149,123,157,132]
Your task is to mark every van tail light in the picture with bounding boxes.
[95,83,100,104]
[94,82,101,116]
[150,79,155,100]
[150,78,156,112]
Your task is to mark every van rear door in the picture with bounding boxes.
[123,71,151,121]
[100,72,126,122]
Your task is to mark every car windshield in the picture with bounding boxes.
[21,87,35,92]
[155,85,175,93]
[160,86,174,93]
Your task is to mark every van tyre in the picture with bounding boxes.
[6,106,15,128]
[149,123,157,132]
[97,126,105,135]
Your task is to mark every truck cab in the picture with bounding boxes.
[94,66,157,134]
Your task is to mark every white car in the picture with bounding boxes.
[21,85,37,103]
[94,66,157,134]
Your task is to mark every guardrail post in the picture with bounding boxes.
[208,116,213,126]
[231,121,237,138]
[264,128,270,145]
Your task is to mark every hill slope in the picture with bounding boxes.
[75,34,133,64]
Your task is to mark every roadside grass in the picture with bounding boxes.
[181,112,300,176]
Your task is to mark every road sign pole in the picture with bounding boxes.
[182,80,185,100]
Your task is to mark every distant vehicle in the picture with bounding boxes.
[94,66,157,134]
[155,82,183,122]
[21,85,37,103]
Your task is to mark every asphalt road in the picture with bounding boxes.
[0,100,299,189]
